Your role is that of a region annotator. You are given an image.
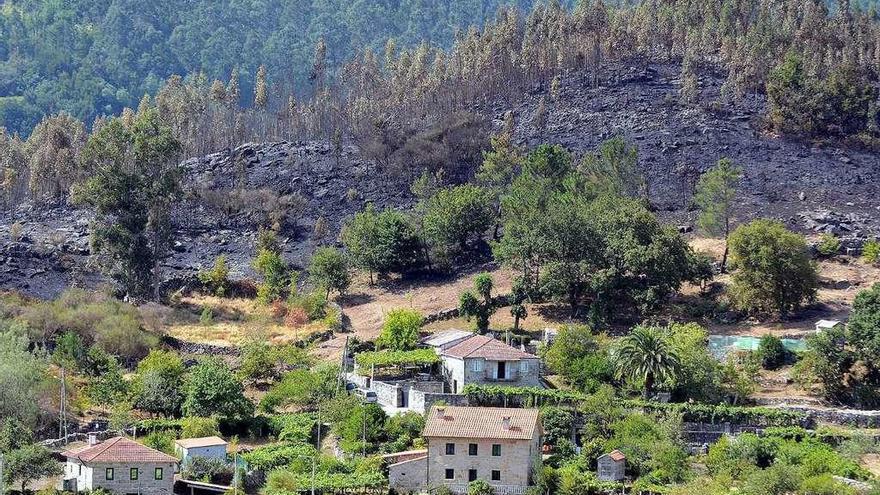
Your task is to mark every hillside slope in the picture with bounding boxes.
[2,63,878,298]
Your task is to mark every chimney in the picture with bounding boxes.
[88,434,99,446]
[435,407,446,419]
[501,416,511,430]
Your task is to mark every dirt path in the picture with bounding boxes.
[314,265,513,361]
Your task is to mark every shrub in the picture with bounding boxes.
[468,479,495,495]
[816,234,841,258]
[198,255,230,297]
[756,335,788,370]
[180,417,220,438]
[9,222,22,242]
[199,306,213,325]
[863,240,880,265]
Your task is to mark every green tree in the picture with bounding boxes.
[579,136,645,199]
[73,109,182,300]
[86,358,129,410]
[728,220,818,316]
[341,204,423,283]
[183,357,254,420]
[132,349,185,417]
[334,403,386,454]
[468,479,496,495]
[613,326,680,399]
[180,417,220,438]
[477,133,523,239]
[0,419,33,454]
[421,184,493,252]
[848,283,880,363]
[543,325,611,393]
[308,247,350,299]
[0,332,46,430]
[459,273,497,334]
[756,335,788,370]
[693,158,742,271]
[239,340,279,384]
[3,444,62,492]
[376,309,424,351]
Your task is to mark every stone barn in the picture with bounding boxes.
[597,450,626,482]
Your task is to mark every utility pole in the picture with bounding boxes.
[313,406,320,495]
[59,367,68,443]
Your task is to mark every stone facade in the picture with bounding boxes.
[64,459,176,494]
[425,436,541,494]
[388,455,428,494]
[597,453,625,482]
[441,355,542,393]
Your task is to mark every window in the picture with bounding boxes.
[468,443,478,456]
[445,443,455,455]
[471,360,483,372]
[491,444,501,456]
[445,469,455,480]
[520,360,529,373]
[154,468,163,480]
[468,469,477,482]
[491,470,501,481]
[130,468,139,480]
[105,468,114,480]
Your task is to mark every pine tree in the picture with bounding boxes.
[254,65,269,110]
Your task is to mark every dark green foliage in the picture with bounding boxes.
[73,108,182,300]
[0,418,33,454]
[182,456,234,485]
[260,366,337,412]
[542,325,612,393]
[728,220,818,316]
[341,204,423,282]
[307,247,350,299]
[614,326,681,398]
[458,273,497,333]
[767,54,878,140]
[253,243,288,304]
[540,407,574,448]
[468,479,496,495]
[199,255,231,297]
[2,444,62,492]
[132,350,186,417]
[421,184,494,254]
[756,335,788,370]
[0,1,554,136]
[334,403,387,454]
[183,357,254,420]
[809,284,880,407]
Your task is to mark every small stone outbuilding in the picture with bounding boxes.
[597,450,626,482]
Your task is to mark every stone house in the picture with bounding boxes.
[388,405,542,495]
[597,450,626,482]
[440,335,542,393]
[61,436,178,494]
[174,436,228,465]
[422,330,474,351]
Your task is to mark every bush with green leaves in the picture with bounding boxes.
[132,349,186,417]
[199,255,230,296]
[180,417,220,438]
[468,479,496,495]
[756,335,788,370]
[728,219,818,316]
[863,239,880,265]
[542,325,611,393]
[816,234,841,257]
[375,308,423,351]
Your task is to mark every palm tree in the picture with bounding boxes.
[613,326,680,399]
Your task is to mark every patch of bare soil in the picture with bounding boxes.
[314,265,513,361]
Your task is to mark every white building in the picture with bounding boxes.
[174,436,228,464]
[61,436,178,494]
[815,319,843,333]
[597,450,626,482]
[440,335,543,394]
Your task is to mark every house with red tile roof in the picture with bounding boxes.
[388,406,542,494]
[439,334,542,393]
[60,436,178,494]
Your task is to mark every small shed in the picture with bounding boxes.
[815,320,843,333]
[174,436,228,464]
[597,450,626,482]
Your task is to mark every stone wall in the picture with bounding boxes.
[389,455,428,494]
[410,391,470,414]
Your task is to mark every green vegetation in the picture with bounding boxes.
[341,204,423,283]
[73,107,182,300]
[816,234,841,258]
[354,349,439,371]
[728,220,819,316]
[613,326,681,399]
[694,158,742,271]
[307,246,350,299]
[198,255,231,297]
[183,357,254,420]
[458,273,497,334]
[863,240,880,264]
[376,309,424,351]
